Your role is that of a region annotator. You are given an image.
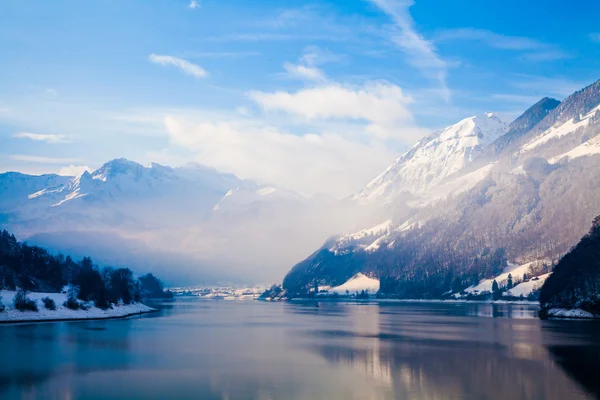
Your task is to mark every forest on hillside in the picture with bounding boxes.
[0,229,172,311]
[540,216,600,313]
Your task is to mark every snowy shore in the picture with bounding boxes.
[543,308,598,319]
[0,290,156,323]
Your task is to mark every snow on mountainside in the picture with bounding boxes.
[2,159,249,230]
[283,79,600,299]
[354,113,507,204]
[519,104,600,154]
[0,173,71,210]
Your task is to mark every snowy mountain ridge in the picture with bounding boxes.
[354,112,507,204]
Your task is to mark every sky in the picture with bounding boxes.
[1,0,599,197]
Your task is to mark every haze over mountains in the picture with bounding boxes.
[0,159,365,284]
[1,79,599,290]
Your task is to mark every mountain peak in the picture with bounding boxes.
[92,158,144,181]
[354,112,507,204]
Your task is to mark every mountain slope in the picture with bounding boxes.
[353,113,507,204]
[490,97,560,156]
[283,79,600,298]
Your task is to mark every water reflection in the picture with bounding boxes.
[305,302,593,400]
[0,300,597,399]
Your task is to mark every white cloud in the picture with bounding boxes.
[58,165,91,176]
[13,132,70,143]
[283,62,326,82]
[45,88,58,96]
[589,33,600,43]
[154,78,425,197]
[249,82,420,141]
[9,154,82,164]
[189,0,200,9]
[149,54,208,78]
[163,116,399,197]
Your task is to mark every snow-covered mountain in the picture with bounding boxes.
[354,113,507,204]
[283,79,600,299]
[0,159,364,284]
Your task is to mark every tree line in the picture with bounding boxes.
[0,229,172,311]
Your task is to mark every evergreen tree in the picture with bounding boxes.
[507,273,513,289]
[492,279,499,293]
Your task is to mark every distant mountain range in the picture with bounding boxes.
[0,159,362,284]
[283,79,600,298]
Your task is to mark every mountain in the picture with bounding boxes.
[0,159,364,284]
[489,97,560,156]
[353,113,507,205]
[283,79,600,298]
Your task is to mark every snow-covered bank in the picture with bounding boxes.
[0,290,156,323]
[542,308,598,319]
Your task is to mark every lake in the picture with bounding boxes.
[1,299,600,399]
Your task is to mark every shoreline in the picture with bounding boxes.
[0,307,158,325]
[0,290,158,324]
[279,297,540,305]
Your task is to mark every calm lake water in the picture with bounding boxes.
[1,299,600,400]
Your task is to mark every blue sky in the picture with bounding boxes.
[1,0,599,196]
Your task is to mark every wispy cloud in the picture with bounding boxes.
[435,28,569,61]
[45,88,58,96]
[10,154,82,164]
[281,47,340,82]
[149,54,208,78]
[13,132,70,143]
[367,0,450,102]
[202,33,340,42]
[520,50,571,62]
[435,28,544,50]
[283,63,326,82]
[189,0,200,9]
[590,33,600,43]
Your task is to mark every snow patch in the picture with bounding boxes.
[505,273,550,297]
[326,273,380,295]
